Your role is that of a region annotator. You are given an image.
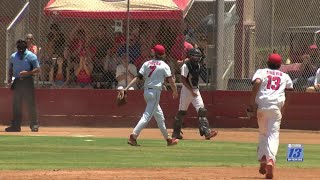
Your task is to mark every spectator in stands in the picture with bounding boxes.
[168,33,191,81]
[49,56,69,88]
[90,25,114,89]
[116,48,137,90]
[26,34,38,56]
[49,23,66,57]
[293,44,319,91]
[134,44,152,89]
[136,21,155,49]
[156,20,176,53]
[306,69,320,92]
[176,41,194,65]
[183,19,196,45]
[129,34,141,63]
[39,33,55,81]
[134,44,151,70]
[67,28,87,85]
[75,52,93,88]
[103,48,119,89]
[68,28,87,62]
[114,33,126,51]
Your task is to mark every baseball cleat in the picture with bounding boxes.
[30,125,39,132]
[5,126,21,132]
[127,134,140,146]
[205,130,218,140]
[172,132,183,140]
[259,156,267,175]
[167,138,179,146]
[265,159,274,179]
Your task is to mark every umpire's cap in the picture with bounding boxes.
[268,53,282,65]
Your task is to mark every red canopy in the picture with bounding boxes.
[44,0,194,19]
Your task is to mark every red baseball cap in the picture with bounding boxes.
[184,42,193,52]
[152,44,165,56]
[268,53,282,65]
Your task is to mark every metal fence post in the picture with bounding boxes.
[211,0,224,90]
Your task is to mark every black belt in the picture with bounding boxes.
[148,88,153,90]
[15,76,33,80]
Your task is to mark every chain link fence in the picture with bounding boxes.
[1,0,320,91]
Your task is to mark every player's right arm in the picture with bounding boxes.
[248,69,263,112]
[180,64,197,97]
[123,63,146,91]
[124,76,140,91]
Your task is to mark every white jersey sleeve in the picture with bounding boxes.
[181,64,189,78]
[285,74,293,89]
[314,68,320,86]
[164,63,172,78]
[139,62,147,76]
[252,69,263,82]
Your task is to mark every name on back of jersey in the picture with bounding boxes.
[267,70,283,76]
[149,61,161,66]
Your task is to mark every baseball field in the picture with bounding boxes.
[0,126,319,180]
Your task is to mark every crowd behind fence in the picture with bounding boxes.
[2,0,320,92]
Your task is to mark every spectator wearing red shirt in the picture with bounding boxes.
[74,52,93,89]
[134,44,151,70]
[170,33,194,77]
[68,28,87,63]
[26,34,38,56]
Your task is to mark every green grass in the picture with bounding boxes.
[0,136,318,170]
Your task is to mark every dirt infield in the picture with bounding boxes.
[0,126,319,180]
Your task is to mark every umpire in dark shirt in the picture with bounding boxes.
[5,39,40,132]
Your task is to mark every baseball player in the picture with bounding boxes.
[248,53,293,179]
[172,48,218,140]
[120,44,179,146]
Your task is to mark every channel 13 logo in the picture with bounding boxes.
[287,144,304,162]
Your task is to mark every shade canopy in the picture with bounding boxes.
[44,0,194,19]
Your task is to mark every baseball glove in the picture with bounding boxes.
[116,90,127,106]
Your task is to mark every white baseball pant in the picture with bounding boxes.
[257,109,282,163]
[179,86,204,111]
[132,89,169,139]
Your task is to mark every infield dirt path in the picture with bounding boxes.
[0,127,319,180]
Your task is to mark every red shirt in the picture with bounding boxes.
[77,69,92,83]
[28,45,37,54]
